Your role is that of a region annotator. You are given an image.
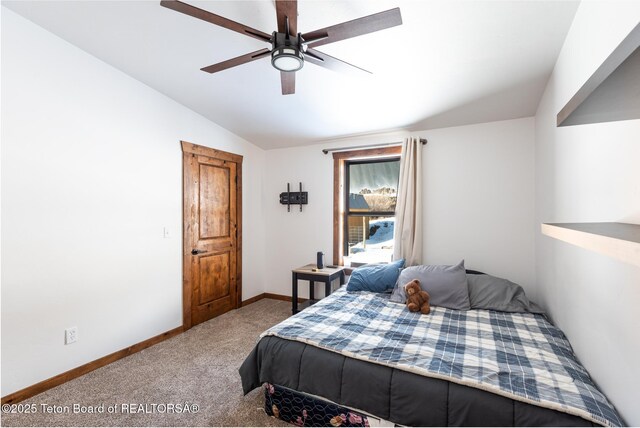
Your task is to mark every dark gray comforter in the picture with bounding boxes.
[240,335,595,427]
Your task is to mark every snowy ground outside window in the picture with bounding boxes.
[348,217,395,265]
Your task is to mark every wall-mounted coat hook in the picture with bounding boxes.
[280,182,308,212]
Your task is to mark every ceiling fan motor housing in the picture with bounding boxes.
[271,31,304,72]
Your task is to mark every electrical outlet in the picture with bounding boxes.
[65,327,78,345]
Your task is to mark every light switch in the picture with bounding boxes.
[163,227,171,238]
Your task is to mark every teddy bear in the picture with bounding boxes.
[404,280,431,314]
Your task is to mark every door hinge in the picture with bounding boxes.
[235,174,238,183]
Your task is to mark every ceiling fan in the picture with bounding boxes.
[160,0,402,95]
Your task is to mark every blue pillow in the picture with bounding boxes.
[346,259,405,292]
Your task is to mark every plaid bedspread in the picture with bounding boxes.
[262,288,623,427]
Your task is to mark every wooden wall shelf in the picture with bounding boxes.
[541,222,640,268]
[557,23,640,127]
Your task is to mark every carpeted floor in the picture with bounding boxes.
[1,299,292,427]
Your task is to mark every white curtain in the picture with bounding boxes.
[393,137,423,266]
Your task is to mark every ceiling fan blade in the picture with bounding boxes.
[161,0,272,43]
[281,72,295,95]
[302,8,402,49]
[276,0,297,36]
[305,48,372,75]
[201,48,271,74]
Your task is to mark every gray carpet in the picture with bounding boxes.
[2,299,292,427]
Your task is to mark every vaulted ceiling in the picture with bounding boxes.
[3,0,579,149]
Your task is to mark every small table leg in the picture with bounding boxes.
[292,272,298,314]
[309,281,315,302]
[325,278,331,297]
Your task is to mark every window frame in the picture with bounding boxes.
[332,146,402,266]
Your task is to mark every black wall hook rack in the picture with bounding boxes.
[280,182,308,212]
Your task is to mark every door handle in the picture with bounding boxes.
[191,249,206,255]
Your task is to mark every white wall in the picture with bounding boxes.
[422,118,536,294]
[0,8,266,396]
[534,1,640,425]
[263,118,536,299]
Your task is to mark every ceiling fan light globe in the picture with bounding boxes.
[271,47,304,72]
[273,56,302,71]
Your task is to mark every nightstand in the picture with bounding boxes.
[291,264,346,314]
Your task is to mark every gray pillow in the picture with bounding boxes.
[390,260,471,310]
[467,274,544,314]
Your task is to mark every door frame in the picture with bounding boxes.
[181,141,243,330]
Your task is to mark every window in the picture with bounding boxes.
[345,158,400,264]
[332,147,402,266]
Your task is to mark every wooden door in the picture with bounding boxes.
[182,141,242,329]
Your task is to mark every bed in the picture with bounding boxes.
[240,270,623,427]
